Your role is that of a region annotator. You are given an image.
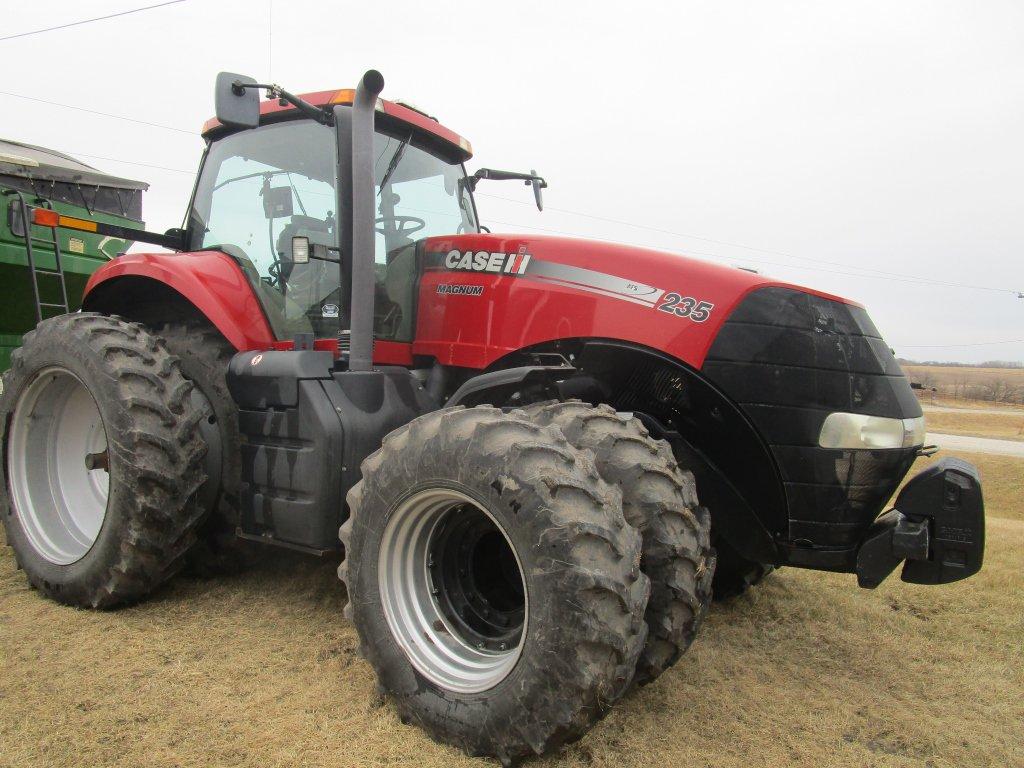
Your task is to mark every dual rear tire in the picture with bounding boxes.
[0,314,207,608]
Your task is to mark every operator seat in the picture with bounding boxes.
[271,215,342,328]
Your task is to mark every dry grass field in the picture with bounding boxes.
[928,397,1024,412]
[924,410,1024,442]
[910,451,1023,508]
[1,419,1022,767]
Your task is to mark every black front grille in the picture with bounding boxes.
[703,287,921,549]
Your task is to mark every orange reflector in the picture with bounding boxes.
[30,208,99,233]
[328,89,356,105]
[57,214,98,233]
[31,208,59,227]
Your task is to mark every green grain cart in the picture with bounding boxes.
[1,139,147,370]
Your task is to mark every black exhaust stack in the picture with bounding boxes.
[341,69,385,372]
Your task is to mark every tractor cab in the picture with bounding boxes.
[192,88,480,344]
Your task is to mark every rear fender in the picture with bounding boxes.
[82,251,274,350]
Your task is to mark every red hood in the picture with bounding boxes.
[424,232,855,306]
[414,232,858,370]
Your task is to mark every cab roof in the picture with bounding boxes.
[201,88,473,163]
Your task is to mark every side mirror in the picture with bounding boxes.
[215,71,259,129]
[530,168,545,211]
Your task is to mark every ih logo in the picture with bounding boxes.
[445,245,532,275]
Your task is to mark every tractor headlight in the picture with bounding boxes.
[819,413,926,450]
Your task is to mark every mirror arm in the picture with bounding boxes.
[472,168,547,188]
[234,81,334,126]
[469,168,548,211]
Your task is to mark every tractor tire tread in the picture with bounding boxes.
[153,320,256,576]
[341,406,649,763]
[0,313,207,608]
[520,400,715,686]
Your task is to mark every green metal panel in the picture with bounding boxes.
[0,186,138,370]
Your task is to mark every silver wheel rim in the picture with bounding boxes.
[7,367,110,565]
[378,488,528,694]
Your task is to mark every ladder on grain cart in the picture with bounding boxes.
[3,190,71,322]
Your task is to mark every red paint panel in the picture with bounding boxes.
[88,251,414,365]
[84,251,275,351]
[371,340,415,366]
[412,233,859,370]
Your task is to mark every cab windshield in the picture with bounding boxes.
[188,118,478,341]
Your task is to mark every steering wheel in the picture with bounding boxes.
[267,259,282,287]
[375,215,426,238]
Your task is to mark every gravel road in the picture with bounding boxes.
[925,432,1024,458]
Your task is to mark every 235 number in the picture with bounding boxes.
[656,293,714,322]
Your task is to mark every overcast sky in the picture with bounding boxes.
[3,0,1022,362]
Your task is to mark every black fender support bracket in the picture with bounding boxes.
[856,457,985,588]
[446,365,575,408]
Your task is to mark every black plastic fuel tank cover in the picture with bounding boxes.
[227,353,439,552]
[227,350,334,408]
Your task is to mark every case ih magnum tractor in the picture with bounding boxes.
[0,70,985,763]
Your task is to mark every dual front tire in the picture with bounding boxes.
[341,404,714,763]
[341,407,650,763]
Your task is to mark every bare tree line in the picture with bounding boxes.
[909,368,1024,404]
[897,358,1024,369]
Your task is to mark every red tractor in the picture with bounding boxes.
[0,70,985,764]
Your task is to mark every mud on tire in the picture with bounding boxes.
[153,321,256,575]
[340,406,650,764]
[522,401,714,686]
[0,313,207,608]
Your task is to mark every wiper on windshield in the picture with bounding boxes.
[212,168,289,193]
[285,172,309,216]
[377,132,413,194]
